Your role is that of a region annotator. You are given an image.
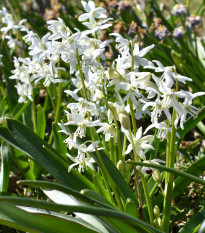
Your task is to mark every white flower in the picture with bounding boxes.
[148,61,192,87]
[15,82,33,103]
[110,33,129,56]
[133,44,155,70]
[144,121,172,140]
[47,17,71,41]
[67,141,103,173]
[97,123,117,142]
[174,90,205,129]
[83,18,112,35]
[115,72,141,105]
[65,107,100,138]
[67,153,95,173]
[125,127,154,159]
[78,1,107,23]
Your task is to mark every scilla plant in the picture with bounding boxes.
[0,1,205,233]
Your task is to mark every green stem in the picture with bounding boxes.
[102,136,109,155]
[48,82,62,144]
[140,171,154,226]
[128,130,139,161]
[110,138,115,163]
[128,130,153,225]
[32,92,37,133]
[109,107,122,161]
[162,109,177,232]
[128,99,137,135]
[54,82,62,123]
[122,134,127,161]
[76,48,88,101]
[128,130,143,217]
[165,124,171,185]
[47,86,56,111]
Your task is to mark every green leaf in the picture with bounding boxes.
[0,142,11,192]
[52,122,67,155]
[13,101,31,120]
[81,188,115,208]
[178,207,205,233]
[91,150,138,206]
[0,202,98,233]
[124,198,139,218]
[127,160,205,186]
[18,180,114,209]
[0,196,164,233]
[36,104,46,139]
[100,217,145,233]
[0,119,94,191]
[92,174,112,203]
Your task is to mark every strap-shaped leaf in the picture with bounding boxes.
[0,202,98,233]
[127,160,205,186]
[0,196,164,233]
[18,180,115,209]
[91,149,138,206]
[0,119,94,191]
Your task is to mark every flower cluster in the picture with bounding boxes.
[0,7,25,49]
[3,1,205,173]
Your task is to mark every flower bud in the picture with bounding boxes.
[154,217,162,230]
[152,170,161,183]
[0,117,6,125]
[153,205,160,218]
[119,113,131,130]
[117,160,124,173]
[95,89,104,100]
[117,106,128,116]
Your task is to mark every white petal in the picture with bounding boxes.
[135,127,142,140]
[78,13,90,22]
[125,143,133,155]
[137,44,154,57]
